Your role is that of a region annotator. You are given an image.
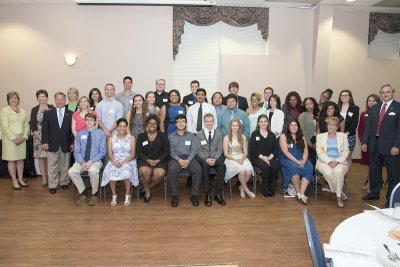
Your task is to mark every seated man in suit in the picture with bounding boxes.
[196,113,226,206]
[68,113,106,206]
[167,114,201,208]
[223,81,249,112]
[42,92,74,194]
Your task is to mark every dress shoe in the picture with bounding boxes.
[268,192,275,197]
[204,194,212,207]
[362,194,379,200]
[139,189,146,197]
[171,196,179,208]
[191,195,199,206]
[61,184,69,190]
[262,192,269,198]
[76,195,88,206]
[143,196,151,203]
[49,188,57,194]
[214,193,226,206]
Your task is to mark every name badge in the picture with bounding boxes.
[201,140,207,145]
[129,100,133,104]
[389,112,396,116]
[178,110,184,114]
[364,114,368,117]
[239,120,243,125]
[185,141,191,146]
[255,136,260,141]
[348,112,353,117]
[163,98,168,102]
[109,109,115,114]
[142,141,148,146]
[81,135,87,140]
[288,144,294,148]
[188,101,193,105]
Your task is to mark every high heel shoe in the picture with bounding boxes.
[124,195,131,207]
[246,190,256,199]
[337,197,344,208]
[12,184,21,190]
[111,195,117,207]
[18,180,28,187]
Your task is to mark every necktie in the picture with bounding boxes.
[376,103,387,136]
[230,110,235,121]
[264,102,268,109]
[58,109,63,128]
[208,131,212,142]
[84,132,92,162]
[197,104,203,131]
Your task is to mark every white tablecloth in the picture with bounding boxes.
[329,208,400,267]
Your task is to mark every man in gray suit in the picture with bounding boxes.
[196,113,226,206]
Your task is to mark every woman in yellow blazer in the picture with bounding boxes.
[0,91,30,190]
[316,116,349,208]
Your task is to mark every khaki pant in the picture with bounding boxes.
[47,148,70,189]
[68,161,103,195]
[316,160,348,198]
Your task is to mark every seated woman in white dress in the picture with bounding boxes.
[101,118,139,207]
[316,116,349,208]
[223,119,254,198]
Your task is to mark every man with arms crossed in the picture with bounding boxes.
[196,113,226,206]
[362,84,400,207]
[68,113,106,206]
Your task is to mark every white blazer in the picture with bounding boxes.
[266,109,284,137]
[316,132,349,164]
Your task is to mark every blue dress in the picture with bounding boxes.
[167,105,186,135]
[278,141,313,188]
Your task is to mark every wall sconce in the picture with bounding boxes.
[65,54,77,66]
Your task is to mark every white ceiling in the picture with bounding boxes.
[0,0,399,12]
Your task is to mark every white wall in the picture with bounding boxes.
[0,4,173,111]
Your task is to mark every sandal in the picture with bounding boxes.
[297,194,308,205]
[341,192,348,201]
[124,195,131,207]
[337,197,344,208]
[111,195,117,207]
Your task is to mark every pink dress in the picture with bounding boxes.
[72,111,99,133]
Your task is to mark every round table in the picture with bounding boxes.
[329,208,399,266]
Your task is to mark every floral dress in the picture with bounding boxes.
[33,109,48,158]
[101,134,139,186]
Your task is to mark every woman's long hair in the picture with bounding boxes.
[319,101,341,123]
[284,119,305,150]
[228,118,245,147]
[301,97,319,119]
[129,94,148,132]
[284,91,302,111]
[364,94,381,112]
[338,89,355,109]
[255,114,270,131]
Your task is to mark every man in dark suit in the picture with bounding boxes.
[196,113,226,206]
[222,81,249,112]
[362,84,400,207]
[182,80,199,107]
[259,87,274,109]
[154,78,168,108]
[42,92,74,194]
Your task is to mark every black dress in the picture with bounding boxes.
[136,131,170,170]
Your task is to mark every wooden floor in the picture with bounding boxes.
[0,163,387,266]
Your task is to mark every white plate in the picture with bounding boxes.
[376,246,400,267]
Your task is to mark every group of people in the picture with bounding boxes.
[1,77,399,208]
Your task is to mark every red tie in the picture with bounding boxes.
[376,103,387,136]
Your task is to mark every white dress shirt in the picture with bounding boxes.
[186,102,217,133]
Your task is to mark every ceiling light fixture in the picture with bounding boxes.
[75,0,216,6]
[65,55,77,66]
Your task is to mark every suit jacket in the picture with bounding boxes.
[343,105,359,135]
[223,95,249,112]
[196,129,223,160]
[316,132,349,164]
[362,100,400,155]
[41,108,73,153]
[182,94,197,107]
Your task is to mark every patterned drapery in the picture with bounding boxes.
[368,12,400,44]
[173,6,269,59]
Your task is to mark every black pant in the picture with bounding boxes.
[308,146,316,172]
[197,158,226,194]
[252,158,279,194]
[369,143,400,202]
